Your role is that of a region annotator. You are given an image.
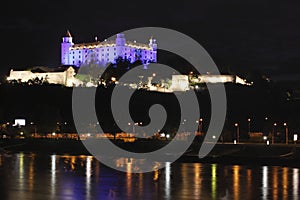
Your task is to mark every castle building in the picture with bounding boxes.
[61,31,157,67]
[7,66,82,87]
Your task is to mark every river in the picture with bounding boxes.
[0,153,298,199]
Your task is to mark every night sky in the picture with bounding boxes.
[1,0,300,80]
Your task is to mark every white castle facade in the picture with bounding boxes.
[61,31,157,67]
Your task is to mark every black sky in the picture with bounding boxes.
[1,0,300,79]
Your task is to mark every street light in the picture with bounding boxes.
[30,122,37,137]
[235,123,239,143]
[247,118,251,135]
[128,122,142,134]
[284,122,288,144]
[196,118,203,135]
[128,122,133,133]
[272,123,277,144]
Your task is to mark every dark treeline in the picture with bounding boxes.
[0,75,299,141]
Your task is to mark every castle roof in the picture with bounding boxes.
[66,30,72,37]
[70,40,152,51]
[30,66,77,73]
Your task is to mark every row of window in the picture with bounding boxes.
[70,48,154,55]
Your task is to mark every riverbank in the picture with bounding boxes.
[1,139,299,166]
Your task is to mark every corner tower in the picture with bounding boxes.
[115,33,126,59]
[149,37,157,62]
[61,30,74,65]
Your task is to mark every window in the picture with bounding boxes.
[79,51,81,53]
[79,56,81,58]
[114,53,116,55]
[107,53,109,56]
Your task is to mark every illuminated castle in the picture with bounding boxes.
[61,31,157,67]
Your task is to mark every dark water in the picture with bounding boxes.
[0,153,299,200]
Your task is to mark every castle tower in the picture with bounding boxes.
[115,33,126,59]
[61,30,74,65]
[149,37,157,50]
[149,37,157,62]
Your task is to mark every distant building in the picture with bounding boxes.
[166,74,250,92]
[61,31,157,67]
[170,75,190,92]
[7,66,82,87]
[190,75,249,85]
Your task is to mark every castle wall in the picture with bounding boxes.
[7,67,81,87]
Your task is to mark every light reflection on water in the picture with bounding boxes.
[262,166,268,200]
[0,153,299,200]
